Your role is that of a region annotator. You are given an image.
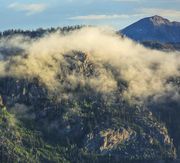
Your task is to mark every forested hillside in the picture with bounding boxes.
[0,27,179,163]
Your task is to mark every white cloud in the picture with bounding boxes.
[139,8,180,21]
[68,8,180,22]
[8,2,47,15]
[69,14,131,20]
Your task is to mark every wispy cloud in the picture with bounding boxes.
[68,8,180,22]
[8,2,47,15]
[69,14,131,20]
[139,8,180,21]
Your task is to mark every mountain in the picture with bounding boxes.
[0,52,178,162]
[121,15,180,43]
[0,27,180,162]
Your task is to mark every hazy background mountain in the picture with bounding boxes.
[120,16,180,51]
[121,15,180,43]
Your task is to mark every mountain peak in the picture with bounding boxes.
[121,16,180,43]
[149,15,170,26]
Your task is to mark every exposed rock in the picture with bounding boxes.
[0,95,4,107]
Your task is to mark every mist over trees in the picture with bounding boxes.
[0,26,179,162]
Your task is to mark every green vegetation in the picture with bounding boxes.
[0,106,69,163]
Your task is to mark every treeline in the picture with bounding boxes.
[142,41,180,51]
[0,25,86,38]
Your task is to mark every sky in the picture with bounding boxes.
[0,0,180,31]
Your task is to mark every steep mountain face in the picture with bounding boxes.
[121,15,180,43]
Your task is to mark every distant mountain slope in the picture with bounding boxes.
[121,15,180,43]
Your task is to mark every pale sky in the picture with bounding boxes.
[0,0,180,31]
